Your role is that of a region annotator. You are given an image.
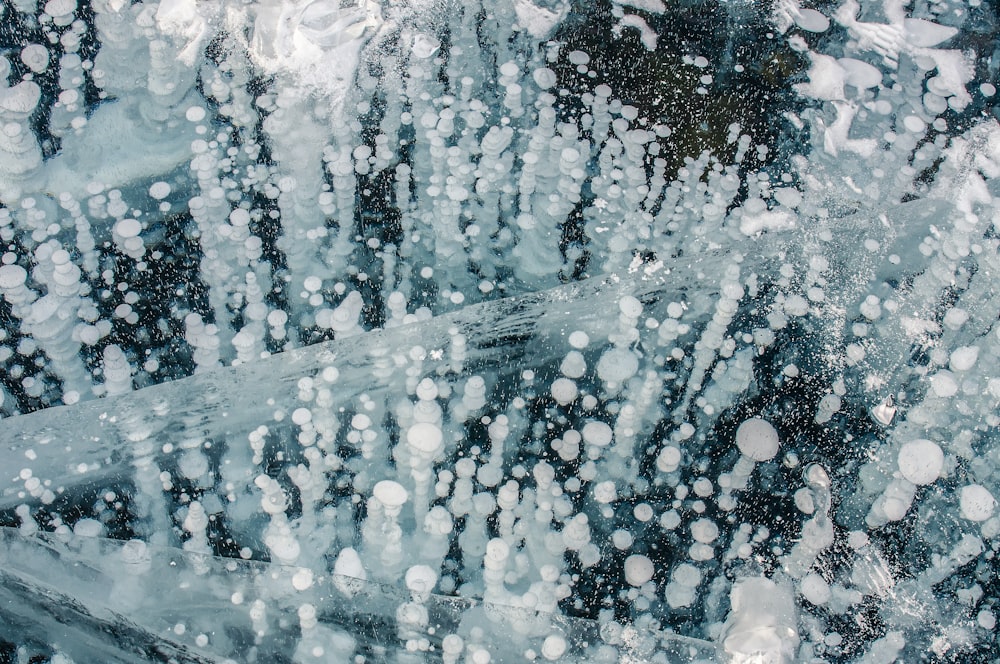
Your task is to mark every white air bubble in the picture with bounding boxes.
[959,484,996,522]
[596,347,639,384]
[568,330,589,348]
[148,181,171,199]
[624,554,654,586]
[800,573,830,605]
[550,377,578,405]
[903,116,926,134]
[532,67,557,89]
[795,9,830,32]
[897,439,943,486]
[291,408,312,426]
[407,422,443,453]
[373,480,408,507]
[186,106,207,122]
[541,635,567,660]
[735,418,780,461]
[582,421,613,447]
[21,44,50,73]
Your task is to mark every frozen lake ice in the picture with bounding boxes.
[0,0,999,661]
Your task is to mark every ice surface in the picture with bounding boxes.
[1,0,999,661]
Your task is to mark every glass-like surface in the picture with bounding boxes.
[0,0,998,661]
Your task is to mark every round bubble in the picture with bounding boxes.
[619,295,643,318]
[550,377,578,405]
[596,347,639,384]
[612,529,634,550]
[148,181,171,200]
[405,564,438,596]
[949,346,979,371]
[333,547,366,578]
[0,264,28,289]
[560,350,586,378]
[690,518,719,543]
[959,484,996,521]
[624,554,654,586]
[532,67,557,89]
[568,330,589,349]
[633,503,654,522]
[185,106,207,122]
[541,635,567,660]
[581,421,613,447]
[657,445,681,472]
[21,44,49,73]
[897,439,943,486]
[407,422,443,453]
[800,573,831,605]
[373,480,408,507]
[735,418,780,461]
[672,563,701,587]
[45,0,76,16]
[114,218,141,238]
[292,568,314,590]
